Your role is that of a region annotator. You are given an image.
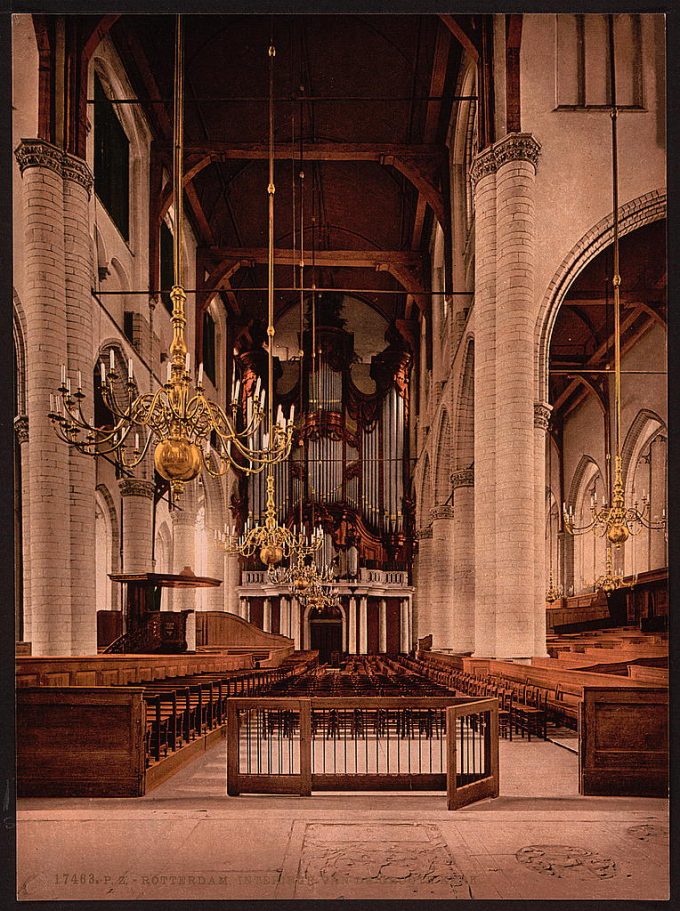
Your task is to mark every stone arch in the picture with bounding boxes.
[417,454,432,528]
[13,288,28,416]
[433,409,451,506]
[95,483,120,612]
[453,336,474,472]
[621,408,666,490]
[535,189,666,402]
[155,519,172,575]
[566,455,607,595]
[302,601,347,653]
[90,45,151,258]
[567,454,603,511]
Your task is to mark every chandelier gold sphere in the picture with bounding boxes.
[154,437,202,486]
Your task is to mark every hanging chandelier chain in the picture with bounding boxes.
[48,14,293,499]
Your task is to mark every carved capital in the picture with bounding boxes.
[494,132,541,171]
[470,133,541,188]
[171,507,196,526]
[534,401,552,430]
[469,146,497,187]
[118,478,155,500]
[13,414,29,444]
[62,152,94,197]
[451,468,474,489]
[14,139,63,178]
[431,505,455,521]
[416,525,433,541]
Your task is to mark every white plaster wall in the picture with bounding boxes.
[521,14,666,310]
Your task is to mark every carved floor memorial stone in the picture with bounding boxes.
[297,822,471,898]
[516,845,617,880]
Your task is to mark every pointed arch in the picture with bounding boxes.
[453,336,475,473]
[433,409,451,505]
[535,190,666,402]
[418,454,432,528]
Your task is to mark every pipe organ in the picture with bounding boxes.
[232,313,414,572]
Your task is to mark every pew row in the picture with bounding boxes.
[15,651,288,688]
[417,651,668,797]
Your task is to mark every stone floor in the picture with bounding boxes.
[17,738,669,901]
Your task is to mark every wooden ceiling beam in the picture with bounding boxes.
[207,248,424,270]
[552,308,654,415]
[169,141,445,161]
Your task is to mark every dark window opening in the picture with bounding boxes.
[123,311,134,342]
[94,76,130,241]
[160,221,174,313]
[202,309,216,384]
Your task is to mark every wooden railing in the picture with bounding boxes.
[226,695,499,808]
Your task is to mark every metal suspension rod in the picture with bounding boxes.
[608,13,622,460]
[173,15,184,289]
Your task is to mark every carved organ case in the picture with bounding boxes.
[232,297,414,573]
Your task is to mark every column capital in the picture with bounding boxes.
[534,401,553,430]
[118,478,155,500]
[494,132,541,171]
[416,525,433,540]
[431,505,455,521]
[470,145,497,186]
[14,138,63,178]
[470,132,541,187]
[13,414,29,444]
[451,467,474,489]
[62,151,94,197]
[171,507,196,526]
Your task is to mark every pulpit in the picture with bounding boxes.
[106,566,221,653]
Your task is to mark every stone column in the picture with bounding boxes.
[471,133,541,659]
[62,151,96,654]
[470,144,498,657]
[291,597,301,650]
[359,597,368,654]
[15,140,71,655]
[429,505,456,649]
[263,599,272,632]
[119,479,155,573]
[203,538,224,612]
[399,599,408,653]
[378,598,387,653]
[14,416,31,644]
[494,134,541,659]
[533,404,552,657]
[414,526,433,643]
[223,553,241,613]
[171,507,196,612]
[280,596,290,637]
[452,468,475,653]
[348,596,357,654]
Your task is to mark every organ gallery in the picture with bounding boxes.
[10,10,669,904]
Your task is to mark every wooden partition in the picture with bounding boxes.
[227,695,499,809]
[17,687,146,797]
[580,686,668,796]
[16,652,263,688]
[195,611,294,652]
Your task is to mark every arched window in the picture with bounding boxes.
[570,459,607,594]
[94,74,130,240]
[623,414,667,575]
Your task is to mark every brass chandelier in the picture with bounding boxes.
[562,15,665,558]
[48,16,292,498]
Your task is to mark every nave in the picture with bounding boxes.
[18,657,668,902]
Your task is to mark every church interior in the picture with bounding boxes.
[11,11,668,902]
